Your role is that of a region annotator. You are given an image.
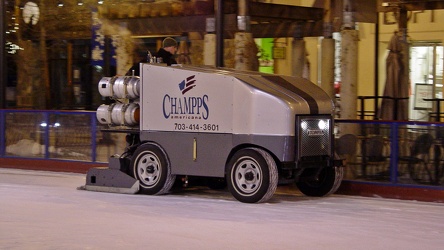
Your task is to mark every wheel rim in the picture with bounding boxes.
[136,152,162,187]
[232,157,262,195]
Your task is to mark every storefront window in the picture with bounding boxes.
[410,43,444,121]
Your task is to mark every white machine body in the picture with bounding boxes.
[86,63,342,203]
[141,64,333,136]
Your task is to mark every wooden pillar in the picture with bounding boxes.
[338,0,359,134]
[234,33,257,71]
[234,0,258,71]
[320,0,335,101]
[341,30,359,120]
[204,34,216,66]
[321,39,335,99]
[291,39,305,77]
[399,7,410,120]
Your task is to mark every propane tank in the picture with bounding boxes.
[96,103,140,126]
[97,76,140,100]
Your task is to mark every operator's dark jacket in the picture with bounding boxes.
[155,48,177,66]
[125,48,177,76]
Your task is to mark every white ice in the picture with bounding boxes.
[1,168,443,250]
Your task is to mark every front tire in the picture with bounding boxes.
[227,148,278,203]
[130,143,176,195]
[297,166,343,197]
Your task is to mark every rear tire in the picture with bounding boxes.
[297,167,343,197]
[227,148,278,203]
[130,143,176,195]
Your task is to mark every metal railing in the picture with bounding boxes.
[357,96,409,120]
[336,119,444,188]
[1,110,443,189]
[0,109,126,163]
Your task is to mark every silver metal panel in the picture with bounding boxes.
[140,131,232,177]
[233,134,295,162]
[140,131,296,177]
[296,115,333,158]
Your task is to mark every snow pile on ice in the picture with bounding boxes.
[6,139,62,157]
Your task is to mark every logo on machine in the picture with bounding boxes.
[162,75,209,120]
[178,75,196,94]
[308,129,324,136]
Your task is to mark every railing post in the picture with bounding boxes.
[359,96,365,120]
[43,112,50,159]
[393,97,398,121]
[390,122,399,184]
[91,112,97,162]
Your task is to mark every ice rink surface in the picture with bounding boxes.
[1,168,443,250]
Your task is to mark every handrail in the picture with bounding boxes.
[336,118,444,188]
[358,96,409,120]
[423,98,444,122]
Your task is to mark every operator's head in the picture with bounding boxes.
[162,37,178,54]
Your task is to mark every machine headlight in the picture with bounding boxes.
[301,121,308,130]
[318,120,327,130]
